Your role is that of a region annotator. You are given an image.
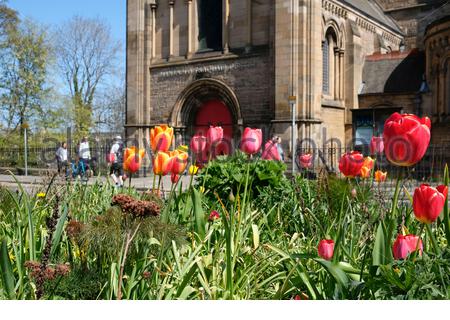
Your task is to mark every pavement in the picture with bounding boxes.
[0,173,194,193]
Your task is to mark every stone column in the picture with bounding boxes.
[187,0,193,57]
[169,1,175,59]
[339,49,345,101]
[151,3,157,59]
[222,0,230,54]
[334,47,339,100]
[126,0,145,145]
[245,0,252,53]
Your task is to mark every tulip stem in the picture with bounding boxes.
[157,175,161,195]
[152,173,156,192]
[443,165,450,247]
[201,153,212,191]
[425,223,441,255]
[391,172,402,219]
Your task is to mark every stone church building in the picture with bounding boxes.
[126,0,450,161]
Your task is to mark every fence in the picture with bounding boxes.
[0,144,448,183]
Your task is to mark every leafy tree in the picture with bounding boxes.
[0,18,51,131]
[54,16,121,140]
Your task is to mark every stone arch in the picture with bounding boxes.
[170,78,243,143]
[323,18,344,49]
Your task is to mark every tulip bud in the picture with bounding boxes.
[229,190,235,202]
[318,239,334,260]
[208,210,220,221]
[351,188,357,198]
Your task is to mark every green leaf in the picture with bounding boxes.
[443,165,450,246]
[314,258,349,289]
[0,239,16,299]
[251,224,259,250]
[192,188,205,239]
[372,222,386,266]
[50,204,69,259]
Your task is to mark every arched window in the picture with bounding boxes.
[197,0,222,52]
[322,27,341,100]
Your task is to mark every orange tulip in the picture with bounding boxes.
[153,151,172,176]
[360,156,374,178]
[123,147,146,174]
[170,150,189,175]
[150,125,173,153]
[375,170,387,182]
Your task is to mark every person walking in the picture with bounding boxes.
[78,136,91,174]
[56,141,69,177]
[109,135,124,187]
[272,136,285,162]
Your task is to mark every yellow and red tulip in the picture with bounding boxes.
[375,170,387,182]
[153,151,172,176]
[123,147,146,174]
[150,125,173,153]
[170,150,189,175]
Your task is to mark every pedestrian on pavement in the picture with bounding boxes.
[109,135,124,187]
[272,136,285,162]
[56,141,69,177]
[78,136,91,173]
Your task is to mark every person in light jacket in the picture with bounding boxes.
[56,141,69,177]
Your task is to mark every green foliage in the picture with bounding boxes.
[1,163,450,300]
[195,151,287,202]
[0,18,50,130]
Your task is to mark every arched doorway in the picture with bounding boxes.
[194,99,233,155]
[171,78,243,153]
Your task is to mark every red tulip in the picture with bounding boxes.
[261,140,280,161]
[240,127,262,155]
[392,234,423,260]
[413,184,448,224]
[206,126,224,147]
[208,210,220,221]
[318,239,334,260]
[370,136,384,155]
[190,135,207,154]
[299,153,313,169]
[383,113,431,166]
[338,151,364,178]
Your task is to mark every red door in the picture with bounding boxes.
[194,100,233,158]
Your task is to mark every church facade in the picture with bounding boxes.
[126,0,449,162]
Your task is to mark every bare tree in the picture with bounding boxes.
[55,16,121,139]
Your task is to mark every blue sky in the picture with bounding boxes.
[8,0,126,63]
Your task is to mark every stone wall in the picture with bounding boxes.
[150,52,274,137]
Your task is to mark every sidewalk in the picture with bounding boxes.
[0,173,194,193]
